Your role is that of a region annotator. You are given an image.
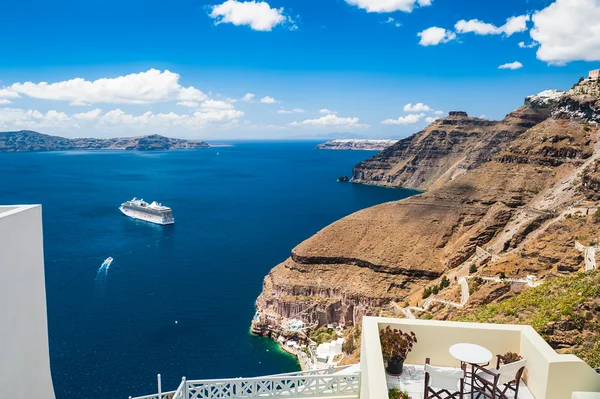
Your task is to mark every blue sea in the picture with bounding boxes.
[0,142,415,399]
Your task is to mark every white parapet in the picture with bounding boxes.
[0,205,56,399]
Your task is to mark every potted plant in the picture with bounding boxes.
[379,326,417,375]
[501,351,523,364]
[388,387,410,399]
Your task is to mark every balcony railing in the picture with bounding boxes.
[130,366,360,399]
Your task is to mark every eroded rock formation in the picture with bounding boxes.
[255,80,600,333]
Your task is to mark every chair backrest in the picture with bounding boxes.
[498,359,527,385]
[425,364,465,392]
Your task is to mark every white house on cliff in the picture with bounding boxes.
[590,69,600,80]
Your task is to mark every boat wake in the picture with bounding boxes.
[96,257,113,280]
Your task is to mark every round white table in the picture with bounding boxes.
[449,343,493,398]
[449,343,493,365]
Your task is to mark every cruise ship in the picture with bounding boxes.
[119,198,174,225]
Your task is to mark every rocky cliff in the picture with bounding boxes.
[0,131,210,152]
[351,104,552,190]
[255,78,600,364]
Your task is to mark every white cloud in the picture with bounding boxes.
[208,0,294,31]
[418,27,456,46]
[178,86,209,102]
[403,102,431,112]
[381,113,425,124]
[454,19,497,35]
[260,96,276,104]
[425,116,439,123]
[177,101,200,108]
[382,17,402,27]
[278,108,304,114]
[240,93,255,102]
[455,15,529,36]
[530,0,600,64]
[518,41,537,48]
[433,110,444,115]
[345,0,432,13]
[290,114,364,127]
[319,108,336,114]
[73,108,103,120]
[0,108,73,129]
[192,109,244,123]
[0,103,244,132]
[502,15,530,35]
[498,61,523,70]
[99,108,243,129]
[6,69,208,105]
[200,99,234,109]
[0,99,12,105]
[0,89,19,100]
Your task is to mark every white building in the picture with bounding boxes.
[0,205,55,399]
[316,337,344,363]
[590,69,600,80]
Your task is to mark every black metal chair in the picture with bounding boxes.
[472,355,527,399]
[425,358,467,399]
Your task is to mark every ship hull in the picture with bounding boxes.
[119,206,174,225]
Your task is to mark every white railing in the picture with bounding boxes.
[130,366,360,399]
[128,393,177,399]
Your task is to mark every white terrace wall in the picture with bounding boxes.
[0,205,56,399]
[360,317,600,399]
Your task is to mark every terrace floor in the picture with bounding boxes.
[386,364,535,399]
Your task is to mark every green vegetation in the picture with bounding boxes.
[422,275,451,299]
[469,264,477,274]
[342,325,361,354]
[499,272,507,280]
[440,276,450,289]
[456,271,600,367]
[422,287,432,299]
[309,326,338,345]
[388,387,410,399]
[584,125,591,132]
[502,351,523,364]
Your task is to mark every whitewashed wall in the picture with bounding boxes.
[0,205,56,399]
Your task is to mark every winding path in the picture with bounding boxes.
[395,275,540,319]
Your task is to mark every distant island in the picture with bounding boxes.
[0,130,212,152]
[315,139,398,151]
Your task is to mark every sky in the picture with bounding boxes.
[0,0,599,140]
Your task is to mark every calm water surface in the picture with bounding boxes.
[0,141,416,399]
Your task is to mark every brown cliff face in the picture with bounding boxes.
[351,104,551,191]
[255,82,600,332]
[256,157,555,326]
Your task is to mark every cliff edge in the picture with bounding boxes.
[254,78,600,361]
